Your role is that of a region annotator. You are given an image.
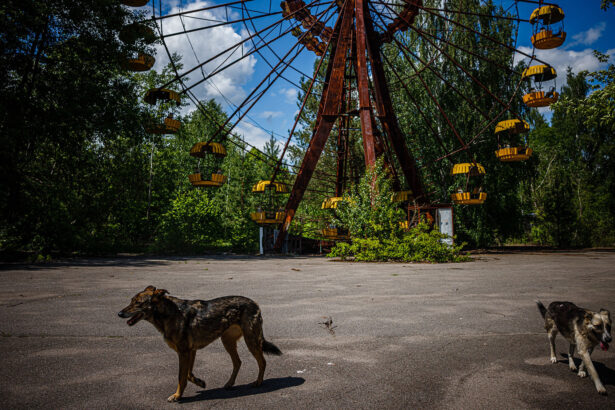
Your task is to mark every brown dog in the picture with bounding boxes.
[118,286,282,402]
[537,300,612,395]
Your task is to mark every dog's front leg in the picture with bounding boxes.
[568,344,577,372]
[187,349,206,388]
[168,350,191,402]
[547,327,558,363]
[577,346,592,378]
[579,348,606,395]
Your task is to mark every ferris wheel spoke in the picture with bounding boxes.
[239,0,338,91]
[414,26,521,77]
[157,35,337,186]
[208,3,339,145]
[156,0,325,91]
[160,9,284,38]
[379,52,454,160]
[371,11,492,122]
[374,3,529,23]
[406,23,520,119]
[368,15,467,149]
[270,9,341,184]
[417,4,549,66]
[374,1,521,117]
[179,19,300,94]
[151,0,254,21]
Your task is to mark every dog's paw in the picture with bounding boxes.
[550,357,558,364]
[569,364,577,372]
[597,386,607,395]
[251,380,263,388]
[190,376,206,388]
[167,394,181,402]
[224,382,235,390]
[577,370,587,378]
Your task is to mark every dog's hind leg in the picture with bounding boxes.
[168,350,191,402]
[221,325,243,389]
[568,344,577,372]
[187,350,206,389]
[242,320,266,387]
[579,347,606,395]
[547,321,558,363]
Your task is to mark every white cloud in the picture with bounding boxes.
[280,87,299,104]
[569,22,607,47]
[516,46,615,87]
[260,111,284,120]
[232,119,272,150]
[152,1,256,108]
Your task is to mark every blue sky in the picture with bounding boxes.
[143,1,615,148]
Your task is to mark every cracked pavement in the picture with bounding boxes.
[1,251,614,408]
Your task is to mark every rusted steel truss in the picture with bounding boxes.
[274,0,425,250]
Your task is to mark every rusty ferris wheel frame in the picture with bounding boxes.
[146,0,551,250]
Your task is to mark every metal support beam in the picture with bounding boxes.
[274,0,355,250]
[360,1,427,202]
[354,0,377,167]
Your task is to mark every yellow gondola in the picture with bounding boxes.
[121,0,149,6]
[250,211,286,225]
[145,116,181,134]
[531,30,566,49]
[495,146,533,162]
[494,119,529,135]
[391,190,413,203]
[494,119,532,162]
[321,196,345,209]
[252,180,289,193]
[123,53,155,72]
[320,227,349,240]
[530,5,566,49]
[189,142,227,158]
[450,163,486,205]
[320,197,350,240]
[522,65,559,107]
[250,180,288,225]
[529,5,565,24]
[119,23,156,44]
[188,173,227,187]
[188,142,227,187]
[144,88,181,106]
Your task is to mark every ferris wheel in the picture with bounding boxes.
[119,0,568,249]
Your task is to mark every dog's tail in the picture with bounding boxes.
[536,300,547,319]
[263,339,282,356]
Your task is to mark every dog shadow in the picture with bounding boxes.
[559,353,615,386]
[180,377,305,402]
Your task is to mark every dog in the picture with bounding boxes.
[118,286,282,402]
[537,300,612,395]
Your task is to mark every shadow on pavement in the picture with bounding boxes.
[0,254,320,270]
[560,353,615,386]
[180,377,305,402]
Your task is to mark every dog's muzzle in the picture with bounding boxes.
[118,310,144,326]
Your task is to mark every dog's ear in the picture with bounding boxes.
[152,288,168,301]
[144,285,156,292]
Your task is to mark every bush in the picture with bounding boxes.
[328,222,470,263]
[154,190,225,253]
[333,160,404,241]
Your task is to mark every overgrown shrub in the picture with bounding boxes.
[328,222,469,263]
[154,190,226,253]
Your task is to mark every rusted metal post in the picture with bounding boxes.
[361,1,427,202]
[354,0,377,168]
[274,0,355,250]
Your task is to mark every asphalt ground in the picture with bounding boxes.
[1,251,614,409]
